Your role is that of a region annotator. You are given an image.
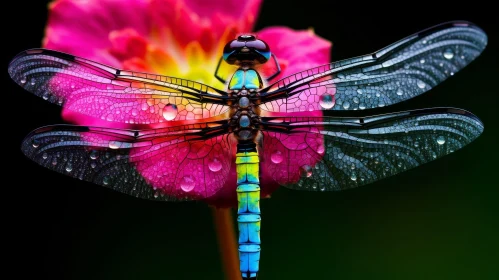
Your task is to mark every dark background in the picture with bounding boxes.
[5,1,498,280]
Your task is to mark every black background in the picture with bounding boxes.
[5,1,498,279]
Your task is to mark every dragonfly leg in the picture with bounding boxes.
[214,56,228,84]
[265,53,281,82]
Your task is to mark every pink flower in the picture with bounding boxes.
[43,0,332,207]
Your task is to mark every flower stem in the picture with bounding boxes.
[212,207,240,280]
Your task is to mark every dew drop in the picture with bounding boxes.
[65,163,73,173]
[180,175,195,192]
[420,59,425,64]
[42,153,48,160]
[376,93,381,97]
[443,48,454,59]
[319,94,335,109]
[162,104,178,121]
[300,165,313,178]
[141,103,149,111]
[32,139,40,148]
[350,173,357,181]
[357,89,363,95]
[20,77,27,84]
[90,162,97,169]
[30,78,36,85]
[396,88,404,96]
[414,142,419,148]
[342,101,351,110]
[359,103,366,110]
[103,176,110,185]
[108,141,121,149]
[51,158,57,166]
[71,83,75,89]
[353,97,360,104]
[378,102,385,108]
[417,80,426,89]
[271,150,283,164]
[437,136,446,145]
[131,109,139,116]
[317,145,325,155]
[208,157,222,172]
[90,150,99,160]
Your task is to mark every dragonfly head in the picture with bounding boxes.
[223,34,271,66]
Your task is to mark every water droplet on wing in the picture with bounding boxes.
[271,150,283,164]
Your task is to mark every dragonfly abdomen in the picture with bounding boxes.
[236,143,261,279]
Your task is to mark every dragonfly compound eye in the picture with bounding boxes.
[223,36,271,65]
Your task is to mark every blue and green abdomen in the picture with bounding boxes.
[236,147,261,279]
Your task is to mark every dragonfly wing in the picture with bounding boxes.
[9,49,229,123]
[260,108,483,190]
[259,21,487,113]
[22,122,234,201]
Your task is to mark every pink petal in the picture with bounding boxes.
[256,26,332,81]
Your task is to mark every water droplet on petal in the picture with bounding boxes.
[30,78,36,85]
[162,104,178,121]
[437,136,446,145]
[300,165,313,178]
[414,142,419,148]
[141,103,149,111]
[90,162,97,169]
[359,103,366,110]
[208,157,222,172]
[378,101,385,107]
[319,94,335,109]
[443,49,454,59]
[342,101,350,109]
[417,80,426,89]
[180,175,195,192]
[51,158,57,166]
[396,88,404,96]
[103,176,110,185]
[42,153,48,160]
[271,150,283,164]
[154,191,159,198]
[20,77,27,84]
[71,83,75,89]
[353,97,360,104]
[131,109,138,116]
[356,89,363,95]
[420,59,425,64]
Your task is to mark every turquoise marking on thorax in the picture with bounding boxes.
[236,148,261,279]
[229,69,262,90]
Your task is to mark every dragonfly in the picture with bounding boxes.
[9,21,487,279]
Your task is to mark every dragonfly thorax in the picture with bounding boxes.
[228,68,263,142]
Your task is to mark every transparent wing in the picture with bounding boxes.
[259,21,487,113]
[22,122,234,201]
[9,49,230,123]
[260,108,483,190]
